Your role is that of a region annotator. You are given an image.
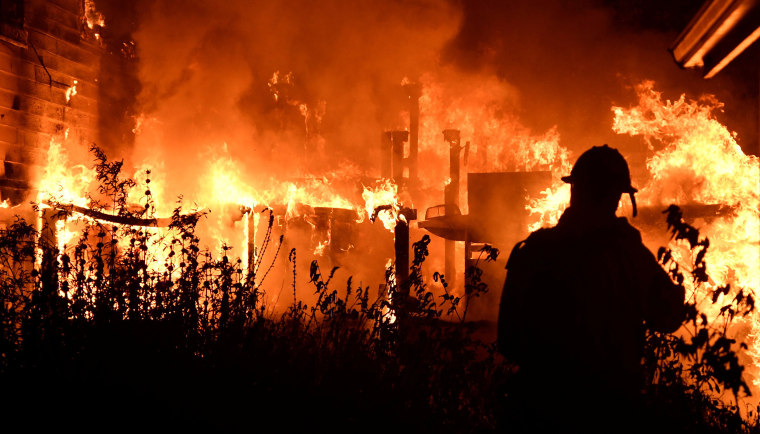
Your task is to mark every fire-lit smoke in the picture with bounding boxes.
[120,1,466,294]
[129,0,460,189]
[443,0,757,158]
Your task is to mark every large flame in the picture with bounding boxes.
[613,81,760,391]
[84,0,105,29]
[38,135,95,209]
[362,179,400,232]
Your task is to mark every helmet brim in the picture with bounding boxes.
[561,175,638,193]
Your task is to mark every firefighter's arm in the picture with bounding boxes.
[640,246,686,333]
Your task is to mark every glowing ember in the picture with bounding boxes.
[65,81,78,103]
[267,71,293,103]
[314,240,329,257]
[84,0,105,29]
[384,258,397,324]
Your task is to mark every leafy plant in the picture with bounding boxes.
[644,205,757,432]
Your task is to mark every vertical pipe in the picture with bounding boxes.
[442,129,461,289]
[394,216,410,297]
[444,129,461,207]
[403,83,421,185]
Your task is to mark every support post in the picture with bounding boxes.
[387,130,409,184]
[394,207,417,297]
[381,132,392,178]
[442,129,462,289]
[403,83,421,185]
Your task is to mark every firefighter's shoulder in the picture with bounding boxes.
[613,216,644,243]
[506,227,556,270]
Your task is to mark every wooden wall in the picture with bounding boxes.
[0,0,134,207]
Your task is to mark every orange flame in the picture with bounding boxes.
[362,179,400,232]
[65,81,78,104]
[38,136,95,209]
[613,81,760,391]
[84,0,105,29]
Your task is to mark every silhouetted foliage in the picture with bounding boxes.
[0,147,507,432]
[2,148,759,432]
[643,205,759,433]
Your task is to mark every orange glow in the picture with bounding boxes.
[65,81,78,104]
[613,81,760,391]
[84,0,106,29]
[362,179,400,232]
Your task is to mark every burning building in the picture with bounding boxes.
[0,0,759,405]
[0,0,135,208]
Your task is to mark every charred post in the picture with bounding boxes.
[387,130,409,184]
[442,129,462,289]
[381,132,392,178]
[246,208,256,277]
[394,207,417,298]
[39,208,59,295]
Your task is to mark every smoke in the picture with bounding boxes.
[130,0,461,195]
[443,0,758,164]
[126,0,758,202]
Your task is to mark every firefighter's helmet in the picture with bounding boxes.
[561,144,638,216]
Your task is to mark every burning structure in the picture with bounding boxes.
[0,0,759,409]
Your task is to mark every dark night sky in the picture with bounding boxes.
[443,0,759,156]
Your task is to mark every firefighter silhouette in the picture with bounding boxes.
[498,145,685,432]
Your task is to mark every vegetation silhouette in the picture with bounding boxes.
[0,146,756,433]
[0,146,505,432]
